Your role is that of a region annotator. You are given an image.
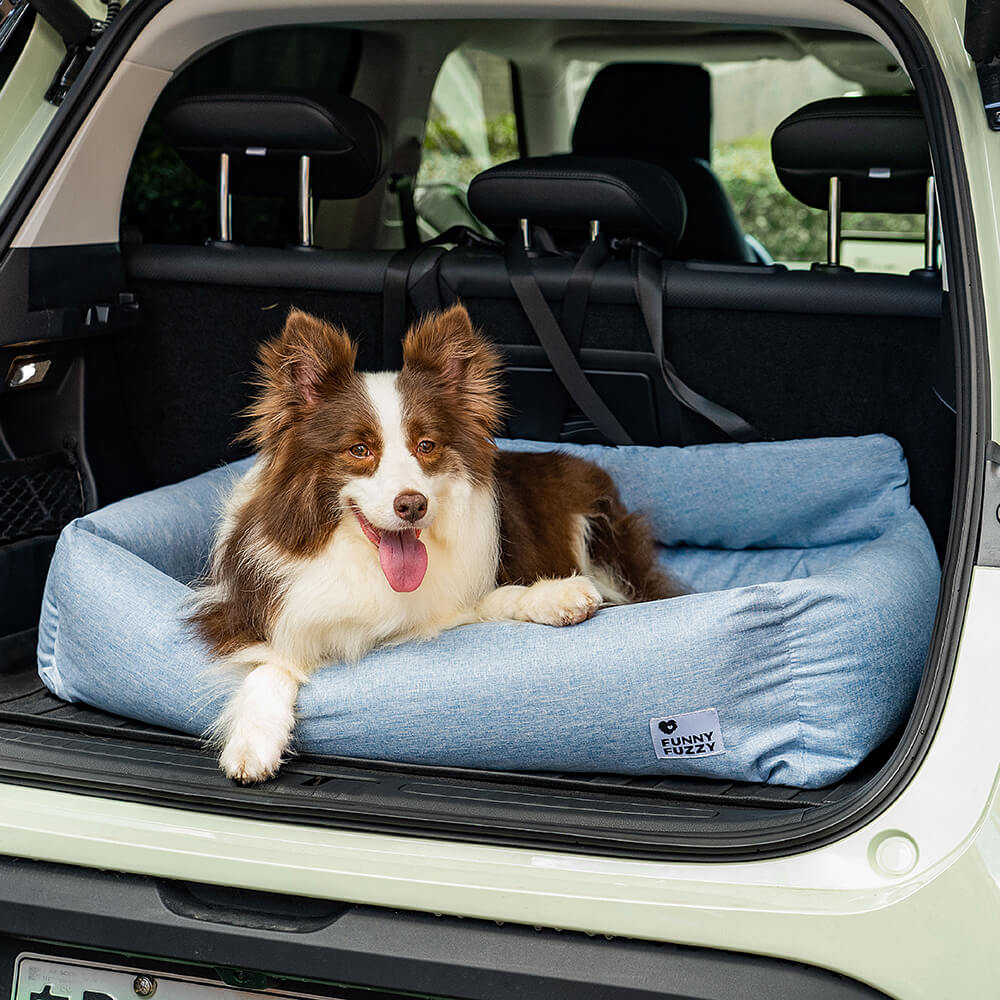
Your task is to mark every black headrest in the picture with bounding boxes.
[162,92,388,198]
[572,63,712,163]
[771,96,931,213]
[467,155,687,253]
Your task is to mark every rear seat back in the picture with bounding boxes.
[124,91,393,485]
[121,95,953,557]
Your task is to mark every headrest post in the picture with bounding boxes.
[827,175,842,266]
[519,218,531,251]
[589,220,600,242]
[298,154,314,248]
[924,175,939,270]
[218,152,232,243]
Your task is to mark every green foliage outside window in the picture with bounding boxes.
[419,111,518,187]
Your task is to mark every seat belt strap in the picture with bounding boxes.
[381,226,498,370]
[560,232,611,352]
[506,237,633,447]
[392,175,421,248]
[631,245,763,443]
[382,244,430,370]
[532,232,612,440]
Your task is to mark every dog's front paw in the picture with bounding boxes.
[520,576,602,626]
[219,728,287,785]
[213,658,301,785]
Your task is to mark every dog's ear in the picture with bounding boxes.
[242,309,357,448]
[267,308,357,405]
[402,304,504,433]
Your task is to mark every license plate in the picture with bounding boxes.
[13,955,342,1000]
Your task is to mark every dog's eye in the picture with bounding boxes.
[416,440,436,455]
[349,444,371,458]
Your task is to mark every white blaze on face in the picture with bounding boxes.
[340,372,435,593]
[344,371,434,530]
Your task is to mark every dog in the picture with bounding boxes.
[191,303,682,784]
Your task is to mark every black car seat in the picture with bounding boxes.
[571,62,756,263]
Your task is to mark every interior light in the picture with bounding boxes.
[7,358,51,389]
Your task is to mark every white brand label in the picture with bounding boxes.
[649,709,726,759]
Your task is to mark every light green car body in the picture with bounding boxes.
[1,1,999,996]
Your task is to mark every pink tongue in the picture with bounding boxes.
[378,530,428,592]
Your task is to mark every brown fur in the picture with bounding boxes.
[496,451,683,601]
[398,305,506,486]
[191,309,382,657]
[191,303,680,661]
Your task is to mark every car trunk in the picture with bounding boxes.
[0,0,985,865]
[0,225,964,861]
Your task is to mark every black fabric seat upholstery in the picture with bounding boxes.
[771,95,931,212]
[467,154,687,253]
[121,238,951,553]
[572,63,754,263]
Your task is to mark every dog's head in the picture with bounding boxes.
[244,304,503,591]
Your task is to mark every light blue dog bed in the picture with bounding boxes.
[36,435,939,788]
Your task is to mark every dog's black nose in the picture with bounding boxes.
[394,491,428,523]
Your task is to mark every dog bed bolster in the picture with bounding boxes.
[37,435,939,787]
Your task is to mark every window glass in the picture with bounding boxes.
[121,27,360,246]
[566,55,924,273]
[708,57,923,271]
[565,60,600,124]
[414,48,519,238]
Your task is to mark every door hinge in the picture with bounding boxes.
[965,0,1000,130]
[26,0,120,106]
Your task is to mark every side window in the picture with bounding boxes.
[565,55,925,273]
[707,58,924,272]
[121,27,360,247]
[414,48,520,238]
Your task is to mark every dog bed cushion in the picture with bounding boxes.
[36,435,939,788]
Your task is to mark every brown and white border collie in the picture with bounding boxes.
[191,304,681,783]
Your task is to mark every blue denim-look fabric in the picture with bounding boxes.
[37,435,940,788]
